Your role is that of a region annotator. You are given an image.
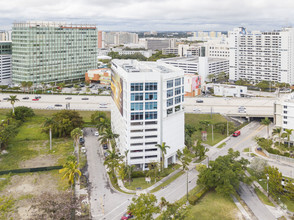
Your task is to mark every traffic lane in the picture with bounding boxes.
[84,127,132,220]
[154,169,198,203]
[238,182,275,220]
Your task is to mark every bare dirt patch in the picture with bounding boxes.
[255,149,268,157]
[1,172,62,219]
[20,154,58,168]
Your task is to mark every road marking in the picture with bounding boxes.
[233,125,265,149]
[102,198,132,219]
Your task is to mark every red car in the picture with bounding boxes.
[233,130,241,137]
[32,98,39,101]
[121,212,133,220]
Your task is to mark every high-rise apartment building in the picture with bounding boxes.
[104,32,138,46]
[0,41,12,85]
[229,27,294,84]
[12,21,97,84]
[111,59,185,170]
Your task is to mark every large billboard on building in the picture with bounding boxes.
[111,71,123,116]
[184,74,201,97]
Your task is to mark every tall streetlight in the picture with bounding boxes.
[266,174,269,197]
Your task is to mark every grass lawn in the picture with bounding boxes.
[0,113,74,171]
[184,190,240,220]
[185,113,230,146]
[150,170,184,193]
[254,187,274,206]
[243,148,250,152]
[125,164,181,191]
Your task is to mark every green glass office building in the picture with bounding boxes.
[12,22,97,84]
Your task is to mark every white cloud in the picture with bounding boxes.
[0,0,294,31]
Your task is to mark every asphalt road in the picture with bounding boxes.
[84,127,132,220]
[238,182,276,220]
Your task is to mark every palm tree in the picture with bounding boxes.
[27,81,33,94]
[126,165,135,186]
[284,129,293,148]
[59,161,81,190]
[124,150,129,166]
[272,127,282,146]
[99,127,119,149]
[104,148,122,176]
[43,117,55,151]
[155,142,170,171]
[177,147,192,201]
[20,81,27,93]
[261,117,271,138]
[71,128,83,164]
[96,117,110,133]
[7,95,19,115]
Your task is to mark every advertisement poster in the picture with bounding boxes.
[111,71,123,116]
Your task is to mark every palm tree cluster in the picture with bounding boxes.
[272,127,293,148]
[20,81,33,93]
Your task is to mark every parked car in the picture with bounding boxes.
[81,147,86,153]
[233,130,241,137]
[22,96,29,100]
[102,144,108,150]
[238,109,246,113]
[65,97,72,100]
[3,97,8,100]
[95,131,99,136]
[79,137,85,145]
[81,97,89,100]
[104,152,109,157]
[32,98,39,101]
[35,95,41,99]
[196,99,204,103]
[121,212,134,220]
[54,104,62,107]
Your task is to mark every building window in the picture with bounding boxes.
[175,105,181,112]
[145,128,157,132]
[284,106,287,109]
[130,136,143,139]
[131,93,143,101]
[175,87,181,95]
[131,150,143,152]
[131,129,143,133]
[167,98,173,107]
[145,148,157,152]
[175,78,181,86]
[284,111,288,114]
[283,121,287,124]
[182,86,184,93]
[167,108,173,115]
[145,135,157,138]
[145,82,157,91]
[130,143,143,146]
[131,103,143,111]
[284,116,287,119]
[182,95,184,102]
[145,112,157,120]
[175,96,181,104]
[167,89,173,98]
[145,155,157,159]
[131,83,143,91]
[182,77,184,84]
[131,112,143,120]
[145,142,157,145]
[145,121,157,125]
[167,80,173,88]
[130,156,143,160]
[145,92,157,100]
[145,102,157,110]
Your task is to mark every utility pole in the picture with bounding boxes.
[212,124,214,142]
[227,121,229,137]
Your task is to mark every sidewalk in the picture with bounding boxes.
[116,168,183,194]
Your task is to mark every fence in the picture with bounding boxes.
[0,165,63,175]
[262,149,294,164]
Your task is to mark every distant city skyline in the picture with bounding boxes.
[0,0,293,31]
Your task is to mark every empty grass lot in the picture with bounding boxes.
[184,190,241,220]
[185,113,229,146]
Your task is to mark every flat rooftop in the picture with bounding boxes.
[112,59,183,74]
[160,56,229,63]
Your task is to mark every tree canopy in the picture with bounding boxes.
[197,149,250,196]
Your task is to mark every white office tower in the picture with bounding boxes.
[111,59,185,170]
[229,27,294,84]
[275,93,294,142]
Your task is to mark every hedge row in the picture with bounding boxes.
[188,187,208,205]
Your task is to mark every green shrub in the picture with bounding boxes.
[188,188,208,205]
[131,171,147,178]
[12,106,35,121]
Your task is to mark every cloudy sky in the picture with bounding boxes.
[0,0,293,31]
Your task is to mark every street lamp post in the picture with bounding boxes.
[186,169,189,202]
[266,174,269,197]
